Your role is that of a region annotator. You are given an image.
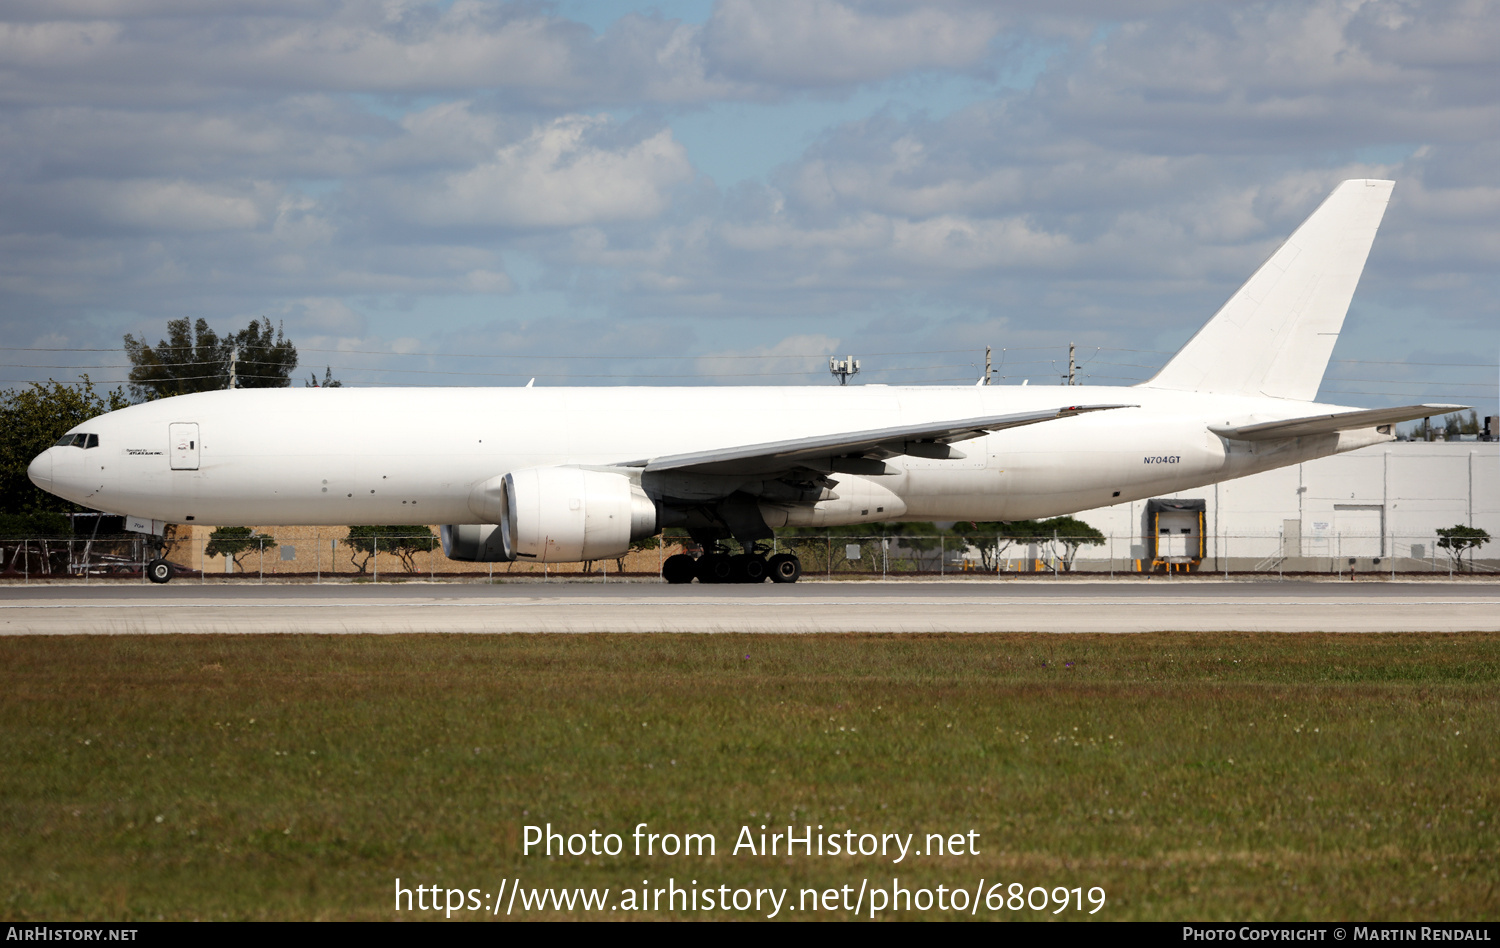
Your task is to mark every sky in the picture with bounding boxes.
[0,0,1496,413]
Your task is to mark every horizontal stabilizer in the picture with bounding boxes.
[1210,404,1467,442]
[627,404,1134,475]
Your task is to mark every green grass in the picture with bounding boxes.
[1,633,1496,920]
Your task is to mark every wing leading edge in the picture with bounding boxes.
[622,404,1135,476]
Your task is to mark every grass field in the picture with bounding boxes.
[1,632,1496,921]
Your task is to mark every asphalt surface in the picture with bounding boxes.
[3,578,1498,634]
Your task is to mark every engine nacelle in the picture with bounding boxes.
[467,467,657,563]
[758,473,908,529]
[440,523,513,562]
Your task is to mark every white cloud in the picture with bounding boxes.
[391,115,694,228]
[465,268,513,293]
[1037,0,1500,150]
[703,0,1002,87]
[0,1,1494,408]
[281,297,366,336]
[96,180,263,231]
[693,333,841,381]
[889,215,1073,270]
[0,19,122,68]
[0,1,1021,110]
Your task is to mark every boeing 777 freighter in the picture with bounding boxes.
[28,179,1460,583]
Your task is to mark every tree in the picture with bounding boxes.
[345,525,436,574]
[948,517,1105,571]
[305,366,343,388]
[0,512,71,576]
[123,318,225,400]
[0,377,131,515]
[0,512,70,536]
[1436,525,1491,572]
[124,317,297,400]
[617,533,659,573]
[1041,516,1107,571]
[228,319,298,389]
[879,521,948,555]
[773,521,952,573]
[951,520,1047,571]
[582,533,661,573]
[1408,411,1480,442]
[204,526,275,573]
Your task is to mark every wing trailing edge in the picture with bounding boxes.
[1209,404,1466,442]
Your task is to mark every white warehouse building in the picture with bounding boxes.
[1065,440,1498,572]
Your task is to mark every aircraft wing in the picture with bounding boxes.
[1209,404,1467,442]
[625,404,1134,475]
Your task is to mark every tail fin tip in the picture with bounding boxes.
[1145,178,1394,401]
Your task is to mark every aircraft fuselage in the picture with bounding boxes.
[28,383,1388,529]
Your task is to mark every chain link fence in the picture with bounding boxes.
[1,529,1494,582]
[768,533,1497,579]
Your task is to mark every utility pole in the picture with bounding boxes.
[984,346,992,385]
[1067,342,1076,386]
[829,355,860,385]
[228,346,238,390]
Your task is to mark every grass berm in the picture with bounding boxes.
[1,632,1495,920]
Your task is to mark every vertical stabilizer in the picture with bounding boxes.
[1144,179,1394,401]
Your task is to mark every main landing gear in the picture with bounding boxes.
[661,548,802,584]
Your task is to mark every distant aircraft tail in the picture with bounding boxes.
[1143,179,1394,402]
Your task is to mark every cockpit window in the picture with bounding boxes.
[54,435,75,447]
[52,433,97,448]
[85,434,99,449]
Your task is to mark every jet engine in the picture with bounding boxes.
[440,523,513,563]
[460,466,657,563]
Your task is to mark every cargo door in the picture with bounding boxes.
[1158,510,1197,559]
[170,423,200,470]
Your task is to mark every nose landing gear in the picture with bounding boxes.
[146,539,174,584]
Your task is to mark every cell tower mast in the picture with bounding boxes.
[829,355,860,385]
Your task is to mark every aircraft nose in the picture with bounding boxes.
[27,450,53,490]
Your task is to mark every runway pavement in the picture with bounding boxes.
[3,579,1498,634]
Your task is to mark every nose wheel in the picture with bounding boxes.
[145,537,174,584]
[146,558,174,584]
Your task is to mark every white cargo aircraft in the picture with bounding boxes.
[29,179,1461,584]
